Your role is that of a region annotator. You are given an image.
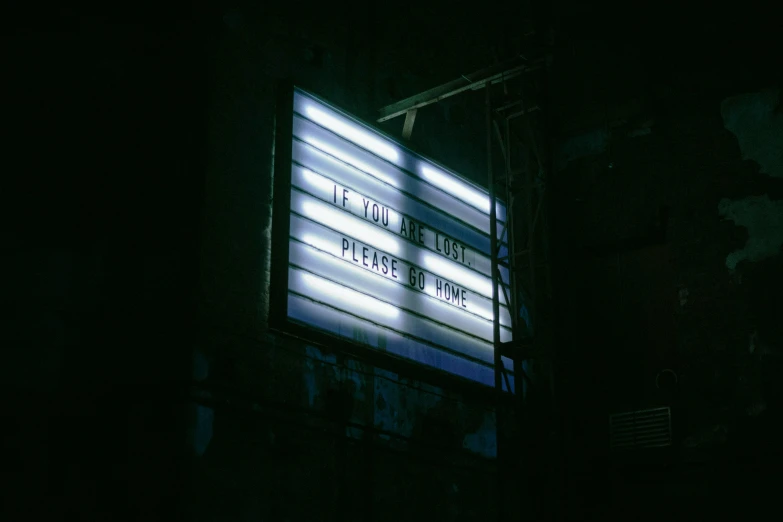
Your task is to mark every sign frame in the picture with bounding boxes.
[269,82,514,396]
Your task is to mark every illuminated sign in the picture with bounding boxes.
[271,87,515,391]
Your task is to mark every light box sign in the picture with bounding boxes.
[271,86,515,392]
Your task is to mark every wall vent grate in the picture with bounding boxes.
[610,406,672,450]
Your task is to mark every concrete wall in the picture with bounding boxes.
[548,3,782,519]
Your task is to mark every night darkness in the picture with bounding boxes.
[5,1,782,521]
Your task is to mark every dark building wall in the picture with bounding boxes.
[548,1,782,519]
[6,5,204,520]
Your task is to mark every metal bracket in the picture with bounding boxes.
[402,109,417,140]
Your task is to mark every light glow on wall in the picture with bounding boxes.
[282,88,517,390]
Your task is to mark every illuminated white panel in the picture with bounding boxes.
[291,191,510,303]
[285,88,520,390]
[289,240,512,343]
[290,214,512,323]
[301,168,334,193]
[293,116,507,239]
[420,165,490,213]
[305,137,400,188]
[292,165,512,281]
[302,105,400,163]
[295,91,507,223]
[299,271,399,319]
[300,233,334,253]
[288,294,515,392]
[422,254,494,297]
[419,165,507,221]
[289,267,504,365]
[293,140,508,257]
[298,197,399,255]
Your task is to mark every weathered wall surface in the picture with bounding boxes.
[549,3,782,519]
[719,89,783,272]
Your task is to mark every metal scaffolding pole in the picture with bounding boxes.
[377,55,552,522]
[486,79,505,522]
[489,70,555,521]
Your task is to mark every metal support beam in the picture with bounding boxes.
[492,119,508,167]
[524,140,537,334]
[504,115,520,344]
[377,57,542,122]
[401,109,417,140]
[507,105,541,121]
[494,99,524,113]
[486,80,505,522]
[487,90,503,396]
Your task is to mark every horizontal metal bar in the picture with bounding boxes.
[499,340,546,361]
[517,258,549,268]
[507,105,541,120]
[377,58,540,122]
[494,99,524,112]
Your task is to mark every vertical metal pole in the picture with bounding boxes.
[525,125,540,522]
[506,111,525,522]
[525,138,536,333]
[505,118,520,346]
[503,119,515,337]
[487,82,503,522]
[487,83,501,400]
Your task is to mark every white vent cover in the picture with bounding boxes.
[610,406,672,450]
